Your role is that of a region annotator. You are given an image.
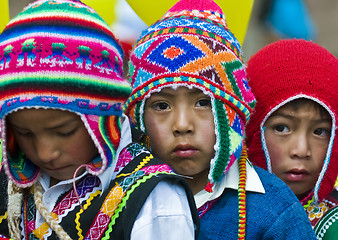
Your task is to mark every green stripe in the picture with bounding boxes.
[15,2,107,26]
[314,207,338,238]
[212,99,230,182]
[102,172,176,239]
[0,75,131,92]
[223,60,244,102]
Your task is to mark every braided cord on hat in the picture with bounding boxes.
[7,180,24,239]
[33,182,72,240]
[238,146,247,240]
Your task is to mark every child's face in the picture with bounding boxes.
[263,101,331,199]
[144,87,216,189]
[8,108,98,186]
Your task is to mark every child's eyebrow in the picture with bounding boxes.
[153,88,206,97]
[45,119,79,130]
[270,113,331,122]
[10,118,78,130]
[151,91,175,97]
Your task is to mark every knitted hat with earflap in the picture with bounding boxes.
[0,0,132,188]
[246,39,338,203]
[124,0,256,190]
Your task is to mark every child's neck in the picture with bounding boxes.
[186,170,209,195]
[50,177,60,187]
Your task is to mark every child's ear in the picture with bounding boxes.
[7,125,19,158]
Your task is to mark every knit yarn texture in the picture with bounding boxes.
[124,0,256,185]
[0,0,132,187]
[246,39,338,202]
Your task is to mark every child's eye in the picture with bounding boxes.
[57,127,78,137]
[196,99,211,108]
[273,125,290,133]
[152,102,170,111]
[15,131,33,137]
[314,128,330,137]
[58,128,77,137]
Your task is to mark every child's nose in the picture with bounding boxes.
[35,138,60,163]
[290,133,311,159]
[172,109,193,134]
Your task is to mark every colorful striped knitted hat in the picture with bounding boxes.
[246,39,338,202]
[124,0,256,187]
[0,0,132,187]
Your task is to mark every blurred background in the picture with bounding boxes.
[242,0,338,59]
[2,0,338,61]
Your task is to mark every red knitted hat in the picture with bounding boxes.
[246,39,338,202]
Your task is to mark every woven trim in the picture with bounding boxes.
[0,212,7,224]
[134,26,242,62]
[314,206,338,240]
[162,9,227,25]
[75,190,101,240]
[124,76,251,123]
[101,171,176,239]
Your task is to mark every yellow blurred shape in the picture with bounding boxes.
[82,0,117,25]
[0,0,10,33]
[127,0,254,44]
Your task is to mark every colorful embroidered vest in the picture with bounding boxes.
[0,132,199,239]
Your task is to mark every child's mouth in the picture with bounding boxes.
[285,169,309,181]
[173,145,197,158]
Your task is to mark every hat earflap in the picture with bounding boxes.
[209,98,231,184]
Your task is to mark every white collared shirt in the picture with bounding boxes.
[195,161,265,208]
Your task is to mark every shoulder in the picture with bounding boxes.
[253,166,299,201]
[131,180,197,239]
[111,142,199,239]
[314,205,338,240]
[138,180,194,217]
[248,167,316,239]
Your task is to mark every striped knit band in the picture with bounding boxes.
[0,0,132,118]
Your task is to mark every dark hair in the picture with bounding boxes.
[287,98,330,119]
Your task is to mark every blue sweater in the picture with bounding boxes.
[198,167,316,240]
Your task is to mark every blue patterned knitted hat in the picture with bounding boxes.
[124,0,256,187]
[0,0,132,187]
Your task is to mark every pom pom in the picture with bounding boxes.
[205,181,214,193]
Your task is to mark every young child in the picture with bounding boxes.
[0,0,199,239]
[124,0,316,239]
[246,39,338,239]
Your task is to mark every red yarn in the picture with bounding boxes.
[246,39,338,202]
[168,0,223,14]
[204,181,214,193]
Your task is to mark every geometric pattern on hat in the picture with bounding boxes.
[126,34,254,121]
[148,36,205,72]
[0,0,132,118]
[124,0,256,187]
[146,13,241,54]
[0,0,129,187]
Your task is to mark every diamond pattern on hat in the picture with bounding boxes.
[147,36,205,72]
